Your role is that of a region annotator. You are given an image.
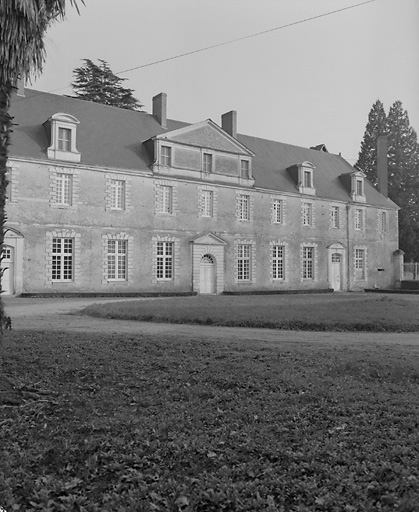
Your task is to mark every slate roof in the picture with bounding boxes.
[9,88,397,209]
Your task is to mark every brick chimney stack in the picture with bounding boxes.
[377,134,388,198]
[152,93,167,129]
[221,110,237,138]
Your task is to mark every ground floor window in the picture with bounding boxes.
[157,241,174,280]
[52,237,73,280]
[355,248,366,280]
[107,240,127,280]
[272,245,285,279]
[302,246,314,279]
[237,244,251,281]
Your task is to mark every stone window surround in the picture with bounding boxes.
[271,196,286,225]
[101,232,134,285]
[105,174,132,212]
[49,166,80,210]
[236,191,254,222]
[270,240,288,281]
[234,239,256,283]
[151,235,180,284]
[154,179,178,215]
[300,242,318,281]
[46,229,81,285]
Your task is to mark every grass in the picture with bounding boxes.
[79,293,419,332]
[1,328,419,511]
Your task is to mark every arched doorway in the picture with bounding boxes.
[200,254,216,294]
[1,245,14,295]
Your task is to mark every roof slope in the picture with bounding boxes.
[9,89,397,209]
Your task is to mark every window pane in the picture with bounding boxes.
[52,238,73,280]
[161,146,171,166]
[58,128,71,151]
[237,244,251,280]
[203,153,212,173]
[111,180,125,209]
[240,160,249,179]
[273,199,282,223]
[272,245,284,279]
[156,241,173,279]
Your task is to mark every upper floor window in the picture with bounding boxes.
[201,190,214,217]
[161,146,172,167]
[203,153,213,173]
[355,208,364,230]
[302,202,313,226]
[240,160,250,179]
[272,198,283,224]
[295,161,316,195]
[56,173,73,206]
[238,194,250,221]
[110,180,126,210]
[348,171,366,202]
[44,113,81,163]
[331,206,340,229]
[380,211,387,232]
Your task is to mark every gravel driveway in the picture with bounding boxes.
[2,296,419,347]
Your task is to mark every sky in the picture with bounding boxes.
[31,0,419,165]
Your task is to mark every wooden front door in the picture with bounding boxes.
[1,246,14,295]
[199,255,215,294]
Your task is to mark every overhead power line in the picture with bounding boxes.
[117,0,376,75]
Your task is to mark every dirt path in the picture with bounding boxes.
[3,296,419,347]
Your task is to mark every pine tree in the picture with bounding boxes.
[72,59,143,111]
[356,100,419,261]
[355,100,387,185]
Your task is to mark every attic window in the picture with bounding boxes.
[45,113,81,163]
[350,172,366,202]
[297,162,316,196]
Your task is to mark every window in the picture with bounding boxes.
[203,153,213,173]
[272,199,282,224]
[52,238,73,281]
[303,170,312,188]
[237,244,251,281]
[331,206,340,228]
[303,247,314,279]
[238,194,250,221]
[161,185,173,214]
[302,202,313,226]
[161,146,171,167]
[111,180,125,210]
[240,160,250,179]
[380,211,387,232]
[156,241,173,280]
[355,209,364,230]
[58,127,71,151]
[202,190,214,217]
[355,248,365,279]
[107,240,127,280]
[356,179,364,196]
[56,173,73,206]
[272,245,285,280]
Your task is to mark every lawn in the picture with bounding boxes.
[80,293,419,332]
[1,328,419,511]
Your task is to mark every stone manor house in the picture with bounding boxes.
[4,87,400,296]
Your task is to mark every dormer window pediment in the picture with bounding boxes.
[44,113,81,163]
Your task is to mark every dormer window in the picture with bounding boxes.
[44,113,81,163]
[297,161,316,195]
[161,146,171,167]
[240,159,250,179]
[350,171,366,202]
[203,153,213,173]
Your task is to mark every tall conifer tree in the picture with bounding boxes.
[72,59,143,111]
[356,100,419,261]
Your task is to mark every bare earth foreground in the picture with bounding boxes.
[3,295,419,346]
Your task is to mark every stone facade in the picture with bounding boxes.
[4,89,400,295]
